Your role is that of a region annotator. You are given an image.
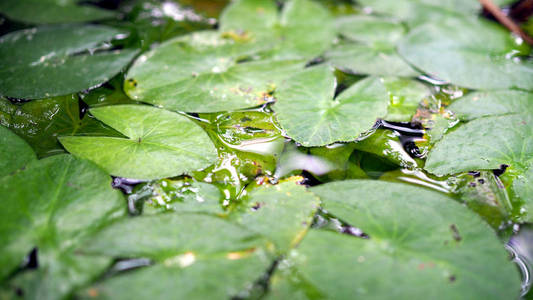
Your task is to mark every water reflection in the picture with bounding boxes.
[507,224,533,297]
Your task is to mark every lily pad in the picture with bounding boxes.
[234,182,319,253]
[425,114,533,176]
[382,77,429,121]
[0,25,138,99]
[220,0,335,60]
[326,15,418,77]
[59,105,217,180]
[0,125,36,177]
[268,180,520,299]
[0,0,115,24]
[0,154,124,281]
[83,213,266,260]
[124,30,305,112]
[449,90,533,120]
[514,165,533,219]
[79,252,271,300]
[274,66,389,146]
[398,16,533,90]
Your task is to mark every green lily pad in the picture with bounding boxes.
[514,165,533,219]
[0,125,36,177]
[0,25,138,99]
[59,105,217,180]
[124,30,304,113]
[449,90,533,121]
[268,180,520,299]
[326,15,418,77]
[274,66,389,146]
[398,16,533,90]
[83,213,266,260]
[2,252,111,300]
[425,114,533,176]
[0,96,123,158]
[220,0,335,60]
[79,252,271,300]
[0,154,124,281]
[0,0,115,24]
[234,182,319,253]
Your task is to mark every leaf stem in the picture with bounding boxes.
[479,0,533,45]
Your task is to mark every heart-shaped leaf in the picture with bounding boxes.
[274,66,389,146]
[0,25,138,99]
[59,105,217,180]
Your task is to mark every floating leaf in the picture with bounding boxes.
[220,0,335,60]
[425,114,533,176]
[398,16,533,90]
[0,154,124,281]
[0,125,36,177]
[83,213,266,260]
[274,66,389,146]
[0,0,115,24]
[0,96,122,158]
[449,90,533,121]
[79,253,271,300]
[326,15,418,77]
[268,180,520,299]
[124,30,304,112]
[0,25,138,99]
[514,165,533,220]
[59,105,217,180]
[234,182,319,253]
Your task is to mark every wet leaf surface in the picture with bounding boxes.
[274,66,389,146]
[398,16,533,90]
[0,125,36,177]
[268,180,520,299]
[0,25,138,99]
[59,105,217,180]
[0,0,115,24]
[449,90,533,121]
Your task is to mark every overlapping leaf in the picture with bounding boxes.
[326,15,418,77]
[268,180,520,299]
[449,90,533,120]
[425,113,533,176]
[0,125,36,177]
[274,66,390,146]
[398,16,533,90]
[0,154,124,288]
[59,105,217,180]
[0,25,138,99]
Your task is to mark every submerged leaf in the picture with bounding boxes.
[0,25,138,99]
[59,105,217,180]
[268,180,520,299]
[274,66,389,146]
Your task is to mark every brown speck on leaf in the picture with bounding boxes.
[449,275,456,282]
[450,224,462,242]
[88,288,99,297]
